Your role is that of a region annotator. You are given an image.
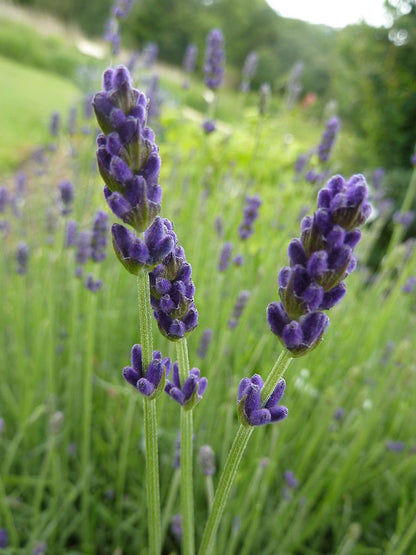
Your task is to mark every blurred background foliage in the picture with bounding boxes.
[6,0,416,172]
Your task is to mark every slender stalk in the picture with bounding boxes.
[137,269,161,554]
[385,166,416,257]
[176,337,195,555]
[161,469,181,541]
[198,349,293,555]
[81,290,98,553]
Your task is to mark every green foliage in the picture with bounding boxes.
[0,17,94,80]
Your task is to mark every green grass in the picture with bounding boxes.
[0,55,81,170]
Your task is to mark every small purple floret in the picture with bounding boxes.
[165,364,207,409]
[123,344,171,399]
[237,374,288,427]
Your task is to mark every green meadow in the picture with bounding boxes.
[1,7,416,555]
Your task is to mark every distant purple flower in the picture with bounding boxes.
[0,417,4,434]
[112,0,134,19]
[202,120,216,134]
[258,83,271,116]
[204,29,225,90]
[411,148,416,166]
[237,374,288,427]
[233,254,244,266]
[0,187,9,213]
[165,364,207,409]
[284,470,299,489]
[385,440,405,452]
[123,344,171,399]
[317,117,341,163]
[58,180,74,215]
[146,74,161,124]
[393,210,415,227]
[218,241,232,272]
[215,215,223,237]
[402,276,416,293]
[333,407,345,420]
[240,51,258,92]
[84,93,94,119]
[142,42,159,68]
[75,230,92,265]
[68,106,77,136]
[0,529,8,549]
[93,65,163,233]
[91,210,109,262]
[183,43,198,88]
[197,328,213,359]
[286,61,304,109]
[50,111,60,137]
[267,174,371,356]
[199,445,216,475]
[305,169,320,184]
[238,195,262,240]
[149,237,198,340]
[16,242,30,274]
[372,167,385,191]
[85,274,103,292]
[65,220,77,248]
[228,290,250,329]
[171,514,183,540]
[103,18,120,55]
[32,542,47,555]
[15,172,26,199]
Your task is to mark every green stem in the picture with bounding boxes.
[161,468,181,541]
[176,337,195,555]
[198,349,293,555]
[137,269,161,554]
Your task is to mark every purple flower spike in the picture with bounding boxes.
[268,174,370,357]
[91,210,109,262]
[204,29,225,90]
[237,374,288,427]
[317,117,341,163]
[16,242,30,275]
[123,344,171,399]
[238,195,262,240]
[165,363,207,410]
[57,180,74,215]
[202,120,216,134]
[93,65,163,233]
[150,234,198,341]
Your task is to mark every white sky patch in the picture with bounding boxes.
[265,0,392,28]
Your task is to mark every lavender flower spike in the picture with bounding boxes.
[165,364,207,410]
[149,235,198,340]
[267,174,371,356]
[16,242,30,274]
[238,195,262,240]
[123,344,171,399]
[237,374,288,427]
[204,29,225,90]
[93,65,162,232]
[317,117,341,163]
[90,210,109,262]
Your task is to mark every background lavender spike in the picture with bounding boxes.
[240,51,258,93]
[58,180,74,216]
[90,210,109,262]
[238,195,262,240]
[317,117,341,163]
[218,241,232,272]
[204,29,225,90]
[16,242,30,274]
[228,290,250,329]
[182,43,198,88]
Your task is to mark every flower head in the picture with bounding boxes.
[237,374,288,427]
[267,174,371,356]
[123,344,171,399]
[165,364,207,409]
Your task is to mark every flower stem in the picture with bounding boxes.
[198,348,292,555]
[137,269,161,554]
[176,337,195,555]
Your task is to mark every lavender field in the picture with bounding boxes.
[1,1,416,554]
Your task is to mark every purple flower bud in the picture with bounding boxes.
[85,274,103,292]
[165,363,207,409]
[284,470,299,489]
[0,529,8,548]
[402,276,416,293]
[123,344,171,399]
[237,374,288,427]
[385,440,405,453]
[50,111,60,137]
